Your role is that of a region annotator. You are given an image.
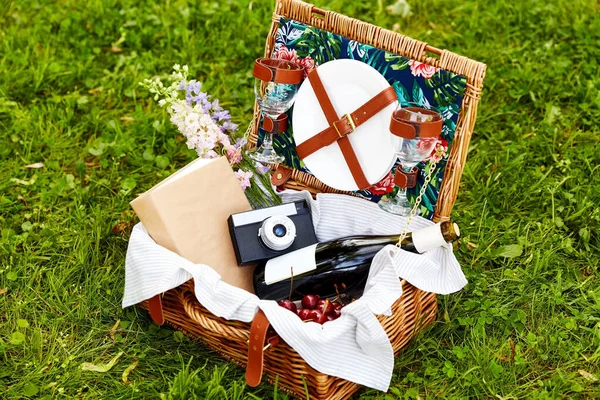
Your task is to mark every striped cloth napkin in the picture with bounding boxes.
[122,191,467,391]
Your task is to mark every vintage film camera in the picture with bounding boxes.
[228,200,317,266]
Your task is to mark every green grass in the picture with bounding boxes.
[1,0,599,398]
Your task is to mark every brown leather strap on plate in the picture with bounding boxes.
[389,107,443,139]
[263,114,288,134]
[148,294,165,326]
[246,310,271,387]
[253,58,304,85]
[271,165,293,187]
[295,68,397,190]
[394,165,419,189]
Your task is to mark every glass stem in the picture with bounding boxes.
[261,130,274,150]
[394,186,408,202]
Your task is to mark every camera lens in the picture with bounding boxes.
[259,216,296,251]
[272,224,287,238]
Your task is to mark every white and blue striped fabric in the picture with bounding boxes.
[122,191,467,391]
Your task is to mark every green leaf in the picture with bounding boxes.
[386,0,412,17]
[544,103,561,125]
[155,155,170,169]
[424,72,467,106]
[173,331,184,342]
[293,26,341,64]
[21,383,39,397]
[571,382,584,393]
[81,351,124,373]
[554,216,564,228]
[393,82,411,106]
[412,80,425,106]
[66,174,75,189]
[385,52,410,70]
[443,360,455,378]
[120,177,137,191]
[143,148,155,161]
[7,271,17,281]
[489,360,504,378]
[495,244,523,258]
[17,319,29,328]
[21,221,33,231]
[10,331,25,345]
[88,142,108,156]
[578,227,590,243]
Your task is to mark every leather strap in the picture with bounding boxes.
[253,58,304,85]
[271,165,293,187]
[263,114,288,134]
[295,68,397,190]
[389,107,443,139]
[394,165,419,189]
[246,310,271,387]
[148,294,165,325]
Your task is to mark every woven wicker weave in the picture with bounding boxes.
[141,279,437,400]
[141,1,486,398]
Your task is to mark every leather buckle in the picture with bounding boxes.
[333,113,356,138]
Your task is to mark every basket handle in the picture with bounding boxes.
[311,6,327,17]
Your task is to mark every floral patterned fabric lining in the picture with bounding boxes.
[259,17,467,219]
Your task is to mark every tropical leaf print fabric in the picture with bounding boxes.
[259,17,467,219]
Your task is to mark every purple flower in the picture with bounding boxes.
[201,102,212,113]
[213,110,231,121]
[234,137,247,148]
[255,163,271,175]
[211,99,222,112]
[191,92,208,104]
[187,80,202,95]
[221,121,238,132]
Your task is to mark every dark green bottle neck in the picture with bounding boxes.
[315,233,416,254]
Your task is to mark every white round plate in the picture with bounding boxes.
[292,59,398,191]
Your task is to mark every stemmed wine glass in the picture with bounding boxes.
[248,58,304,164]
[379,103,442,216]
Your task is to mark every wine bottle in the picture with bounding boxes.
[253,221,460,301]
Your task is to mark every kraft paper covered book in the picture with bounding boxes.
[130,156,254,292]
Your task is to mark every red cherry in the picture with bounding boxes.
[308,309,323,323]
[301,294,319,310]
[332,301,343,310]
[326,315,336,322]
[322,300,336,317]
[298,309,311,321]
[277,299,297,313]
[333,309,341,318]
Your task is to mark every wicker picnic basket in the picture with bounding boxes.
[140,1,486,399]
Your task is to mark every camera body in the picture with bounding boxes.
[228,200,317,266]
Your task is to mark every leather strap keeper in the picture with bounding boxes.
[271,165,293,187]
[394,165,419,189]
[295,68,398,190]
[148,294,165,326]
[246,310,279,387]
[262,114,288,134]
[389,107,443,139]
[253,58,304,85]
